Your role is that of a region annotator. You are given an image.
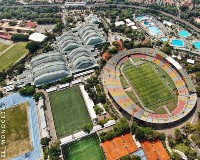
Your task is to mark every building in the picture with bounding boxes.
[30,51,70,86]
[67,46,98,74]
[14,15,104,86]
[0,19,36,39]
[29,32,47,42]
[74,23,106,45]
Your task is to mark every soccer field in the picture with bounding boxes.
[49,86,92,139]
[0,42,28,71]
[2,103,32,159]
[62,134,105,160]
[0,43,9,52]
[123,62,176,110]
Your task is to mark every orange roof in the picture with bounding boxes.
[141,139,170,160]
[26,22,37,28]
[101,133,138,160]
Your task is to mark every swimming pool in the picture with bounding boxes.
[171,39,185,47]
[160,37,168,42]
[148,26,162,37]
[144,21,150,26]
[178,30,190,37]
[136,16,145,21]
[192,41,200,51]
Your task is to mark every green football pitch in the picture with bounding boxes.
[62,134,105,160]
[123,62,176,110]
[49,86,92,139]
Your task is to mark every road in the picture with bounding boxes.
[0,3,199,33]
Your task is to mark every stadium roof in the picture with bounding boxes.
[31,51,70,86]
[29,33,47,42]
[166,56,182,69]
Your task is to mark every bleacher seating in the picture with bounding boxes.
[103,48,197,125]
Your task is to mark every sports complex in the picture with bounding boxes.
[103,48,197,126]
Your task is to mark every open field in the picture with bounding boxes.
[0,103,32,159]
[62,134,104,160]
[0,42,28,71]
[123,62,176,110]
[49,86,92,139]
[0,43,9,52]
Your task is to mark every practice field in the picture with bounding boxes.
[0,102,32,159]
[49,86,92,139]
[0,42,28,71]
[62,134,104,160]
[0,43,9,52]
[123,62,176,110]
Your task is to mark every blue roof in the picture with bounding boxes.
[132,149,147,160]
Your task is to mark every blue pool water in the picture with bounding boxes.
[148,26,162,36]
[192,41,200,51]
[136,16,144,21]
[161,37,168,42]
[144,21,150,26]
[178,30,190,37]
[171,39,185,47]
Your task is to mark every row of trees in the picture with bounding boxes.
[0,7,61,24]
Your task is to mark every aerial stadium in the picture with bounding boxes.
[103,48,197,126]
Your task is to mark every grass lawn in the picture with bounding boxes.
[0,103,32,159]
[0,43,9,52]
[154,107,167,114]
[123,62,176,110]
[62,134,105,160]
[175,143,191,153]
[0,42,28,71]
[49,86,92,139]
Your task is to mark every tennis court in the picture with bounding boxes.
[101,133,138,160]
[123,62,176,110]
[62,134,105,160]
[49,86,92,139]
[141,139,170,160]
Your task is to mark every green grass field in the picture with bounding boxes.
[62,134,105,160]
[0,42,28,71]
[0,103,32,159]
[49,86,92,139]
[0,43,9,52]
[123,62,176,110]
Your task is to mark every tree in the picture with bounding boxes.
[132,155,141,160]
[0,91,3,98]
[171,152,181,160]
[11,34,29,42]
[33,92,44,101]
[53,22,64,33]
[41,137,51,146]
[120,155,131,160]
[83,124,93,133]
[19,86,35,96]
[94,105,103,114]
[26,41,40,53]
[48,141,61,160]
[130,121,138,134]
[174,129,184,143]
